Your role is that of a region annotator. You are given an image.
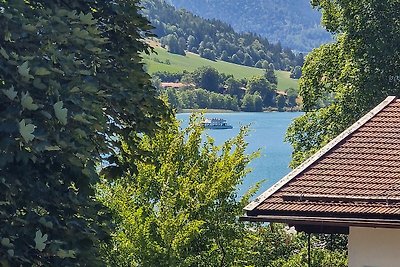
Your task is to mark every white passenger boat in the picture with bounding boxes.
[202,118,233,129]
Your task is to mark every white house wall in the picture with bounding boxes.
[348,226,400,267]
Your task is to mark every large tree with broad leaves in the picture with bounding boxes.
[286,0,400,167]
[0,0,168,265]
[98,115,258,266]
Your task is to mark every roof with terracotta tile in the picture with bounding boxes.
[161,82,192,88]
[242,96,400,231]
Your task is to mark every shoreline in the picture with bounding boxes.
[177,108,302,114]
[178,109,236,114]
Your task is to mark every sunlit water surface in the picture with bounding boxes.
[176,112,302,198]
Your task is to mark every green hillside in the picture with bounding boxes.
[143,46,299,90]
[142,0,303,70]
[169,0,331,52]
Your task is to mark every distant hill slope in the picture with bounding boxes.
[142,0,304,71]
[143,46,299,91]
[168,0,332,52]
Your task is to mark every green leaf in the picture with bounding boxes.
[74,128,88,138]
[40,110,52,119]
[44,145,61,151]
[21,92,39,110]
[35,67,51,76]
[34,230,48,252]
[82,84,98,93]
[69,86,80,93]
[33,78,47,90]
[17,61,34,79]
[2,86,17,101]
[57,249,76,259]
[79,70,91,75]
[68,156,82,167]
[49,67,65,75]
[39,217,54,229]
[0,259,10,267]
[56,8,70,17]
[73,114,91,124]
[72,28,90,39]
[19,119,36,143]
[22,24,36,32]
[0,47,9,60]
[1,238,13,249]
[7,249,14,257]
[87,46,102,53]
[53,101,68,125]
[79,12,97,25]
[4,31,11,42]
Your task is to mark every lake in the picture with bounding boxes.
[176,112,302,198]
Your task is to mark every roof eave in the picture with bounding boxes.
[240,214,400,231]
[244,96,397,212]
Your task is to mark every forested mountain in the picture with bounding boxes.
[142,0,304,71]
[167,0,332,52]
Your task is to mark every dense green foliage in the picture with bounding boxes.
[191,66,221,93]
[286,88,299,107]
[264,63,278,85]
[153,71,184,82]
[169,0,332,52]
[163,87,240,111]
[1,0,351,266]
[98,116,347,266]
[247,76,276,107]
[98,116,258,266]
[143,46,300,90]
[290,66,302,79]
[225,77,245,100]
[154,66,300,112]
[286,0,400,167]
[241,93,264,112]
[0,0,167,265]
[142,0,304,71]
[276,95,286,111]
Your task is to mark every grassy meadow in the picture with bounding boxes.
[142,46,299,91]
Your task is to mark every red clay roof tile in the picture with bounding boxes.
[244,97,400,227]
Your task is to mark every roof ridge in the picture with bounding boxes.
[244,96,397,211]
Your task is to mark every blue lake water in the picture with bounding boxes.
[176,112,302,198]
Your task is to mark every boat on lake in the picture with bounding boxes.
[202,118,233,129]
